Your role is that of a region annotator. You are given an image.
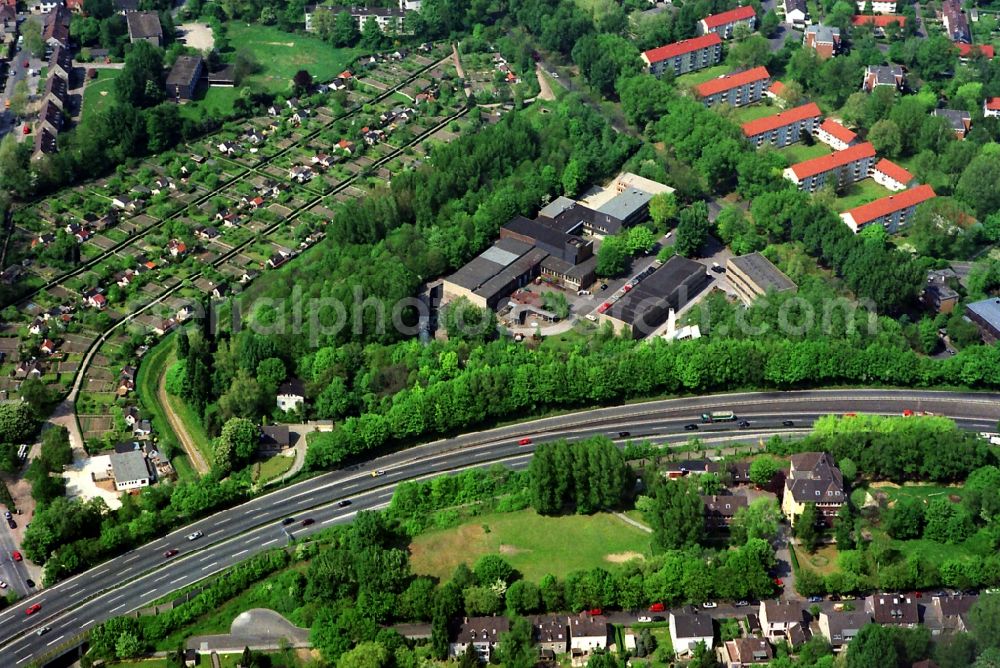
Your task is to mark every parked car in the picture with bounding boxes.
[518,438,532,446]
[163,549,179,558]
[735,600,748,607]
[25,603,40,615]
[0,580,7,589]
[774,578,784,587]
[25,579,34,588]
[702,602,717,609]
[3,511,11,520]
[186,531,203,541]
[637,616,652,623]
[6,518,15,529]
[649,602,665,612]
[587,608,602,616]
[808,596,823,602]
[11,550,22,561]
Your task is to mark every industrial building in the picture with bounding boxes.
[725,253,797,305]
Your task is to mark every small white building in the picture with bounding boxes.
[109,450,151,491]
[568,614,611,654]
[276,379,306,412]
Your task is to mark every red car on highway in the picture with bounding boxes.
[164,549,179,558]
[25,603,40,615]
[12,550,22,562]
[518,438,532,446]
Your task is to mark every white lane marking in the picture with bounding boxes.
[260,538,278,547]
[344,483,357,490]
[145,588,157,597]
[82,619,95,627]
[46,634,64,646]
[323,511,357,525]
[233,549,249,557]
[170,577,186,586]
[15,655,29,664]
[110,604,125,612]
[120,567,133,575]
[107,594,124,604]
[201,562,217,571]
[198,552,215,562]
[123,554,142,564]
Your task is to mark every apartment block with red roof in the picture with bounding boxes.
[741,103,822,148]
[641,34,722,77]
[695,66,770,107]
[984,97,1000,118]
[699,5,756,38]
[815,118,858,150]
[782,142,876,192]
[840,185,936,233]
[872,158,915,192]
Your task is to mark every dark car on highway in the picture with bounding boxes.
[782,420,795,427]
[684,424,698,431]
[618,431,631,438]
[338,500,352,508]
[281,517,295,526]
[164,549,179,558]
[301,518,315,526]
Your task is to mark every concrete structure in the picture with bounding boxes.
[306,5,410,33]
[166,55,204,100]
[726,252,797,305]
[957,43,994,60]
[597,255,708,338]
[701,494,748,527]
[641,33,722,77]
[741,102,822,148]
[855,0,895,11]
[818,610,871,651]
[966,298,1000,343]
[784,0,807,25]
[699,5,756,38]
[669,608,714,655]
[782,452,845,525]
[815,118,858,150]
[759,600,804,641]
[126,10,162,45]
[804,24,841,58]
[448,617,510,662]
[865,594,920,627]
[840,184,936,234]
[871,158,915,191]
[109,449,152,491]
[442,239,548,310]
[276,378,305,412]
[695,66,770,107]
[984,97,1000,117]
[933,108,972,138]
[862,64,905,92]
[942,0,971,43]
[783,142,876,191]
[719,637,774,664]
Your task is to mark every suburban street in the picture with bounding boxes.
[0,14,42,140]
[0,389,998,664]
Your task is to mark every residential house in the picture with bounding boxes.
[741,102,822,148]
[852,14,904,36]
[759,600,804,640]
[933,108,972,139]
[965,297,1000,343]
[44,73,68,109]
[921,268,960,314]
[194,226,219,241]
[804,24,841,58]
[702,494,748,527]
[840,184,936,234]
[305,5,410,34]
[784,0,807,25]
[871,158,915,191]
[855,0,895,11]
[984,97,1000,117]
[267,252,290,269]
[84,289,108,310]
[243,129,265,145]
[42,6,71,48]
[123,406,140,427]
[14,358,44,379]
[664,460,717,478]
[32,128,58,161]
[118,365,136,396]
[865,594,920,627]
[568,614,611,655]
[132,419,153,439]
[39,339,57,355]
[531,615,569,656]
[276,378,306,412]
[126,11,162,45]
[211,283,228,299]
[818,610,872,651]
[699,5,756,38]
[782,142,876,192]
[719,637,774,665]
[448,617,510,662]
[311,153,335,168]
[862,64,905,92]
[669,608,714,655]
[166,55,204,100]
[941,0,971,43]
[336,138,356,154]
[108,449,152,491]
[957,43,994,61]
[259,424,291,452]
[695,66,770,107]
[112,195,132,210]
[926,594,977,635]
[240,269,260,284]
[289,165,314,183]
[641,33,723,77]
[781,451,846,524]
[217,141,238,156]
[167,239,189,258]
[48,44,72,80]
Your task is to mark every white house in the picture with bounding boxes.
[669,608,714,655]
[568,614,611,655]
[984,97,1000,117]
[760,600,804,640]
[109,450,151,491]
[276,378,306,412]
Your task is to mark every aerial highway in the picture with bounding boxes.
[4,388,1000,665]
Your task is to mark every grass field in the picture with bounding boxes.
[676,64,731,88]
[731,103,783,124]
[179,86,242,121]
[778,142,831,165]
[81,71,120,119]
[225,23,363,92]
[834,178,892,211]
[254,452,294,483]
[135,336,192,478]
[409,509,651,582]
[793,544,840,576]
[164,370,214,468]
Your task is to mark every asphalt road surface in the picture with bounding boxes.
[4,389,1000,664]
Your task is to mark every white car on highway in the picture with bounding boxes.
[186,530,203,541]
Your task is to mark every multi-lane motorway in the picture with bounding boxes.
[4,389,1000,665]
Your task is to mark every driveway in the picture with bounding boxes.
[187,609,311,653]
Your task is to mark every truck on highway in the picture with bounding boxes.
[701,410,736,423]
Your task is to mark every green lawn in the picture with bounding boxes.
[731,103,784,124]
[254,452,294,483]
[778,142,831,165]
[164,375,214,468]
[409,509,651,582]
[834,178,893,211]
[225,22,363,92]
[81,71,120,121]
[179,86,242,121]
[676,64,731,88]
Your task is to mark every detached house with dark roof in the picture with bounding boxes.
[862,64,905,92]
[166,55,204,100]
[933,108,972,139]
[760,600,805,641]
[641,33,722,77]
[941,0,971,43]
[866,593,920,627]
[818,610,872,650]
[781,451,846,525]
[701,494,748,527]
[42,6,71,48]
[669,608,714,655]
[126,11,162,45]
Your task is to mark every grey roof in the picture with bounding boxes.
[278,378,305,397]
[110,450,150,482]
[967,298,1000,329]
[702,494,748,518]
[784,0,806,12]
[530,615,568,644]
[445,238,534,291]
[606,254,706,327]
[821,610,871,645]
[502,216,574,252]
[727,637,774,663]
[454,616,510,643]
[127,11,162,39]
[166,55,204,88]
[671,609,714,638]
[260,425,290,448]
[787,452,845,503]
[114,0,139,10]
[569,614,610,639]
[551,202,623,236]
[763,600,804,624]
[728,252,796,294]
[810,24,840,43]
[867,594,919,625]
[867,65,903,85]
[933,108,971,133]
[538,196,577,220]
[325,4,406,17]
[596,187,652,222]
[541,254,597,281]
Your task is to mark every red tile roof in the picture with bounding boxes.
[987,97,1000,111]
[874,158,913,186]
[852,14,904,27]
[788,142,875,180]
[957,43,995,59]
[643,33,722,64]
[768,80,786,96]
[696,66,770,97]
[819,118,857,144]
[741,102,822,137]
[702,5,756,29]
[843,184,936,226]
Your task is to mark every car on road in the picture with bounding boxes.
[186,531,203,541]
[774,578,784,587]
[600,283,608,290]
[637,616,652,623]
[281,517,295,526]
[25,579,34,588]
[735,600,748,607]
[549,71,558,78]
[6,518,14,529]
[702,602,717,609]
[618,431,631,438]
[25,603,40,615]
[12,550,22,561]
[711,263,725,273]
[808,596,823,602]
[577,289,591,296]
[518,437,532,446]
[0,580,6,589]
[22,60,28,67]
[164,549,179,558]
[337,500,352,508]
[4,511,10,520]
[301,518,315,526]
[35,627,50,636]
[684,424,698,431]
[370,470,385,477]
[649,602,665,612]
[738,420,750,429]
[782,420,795,427]
[587,608,602,616]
